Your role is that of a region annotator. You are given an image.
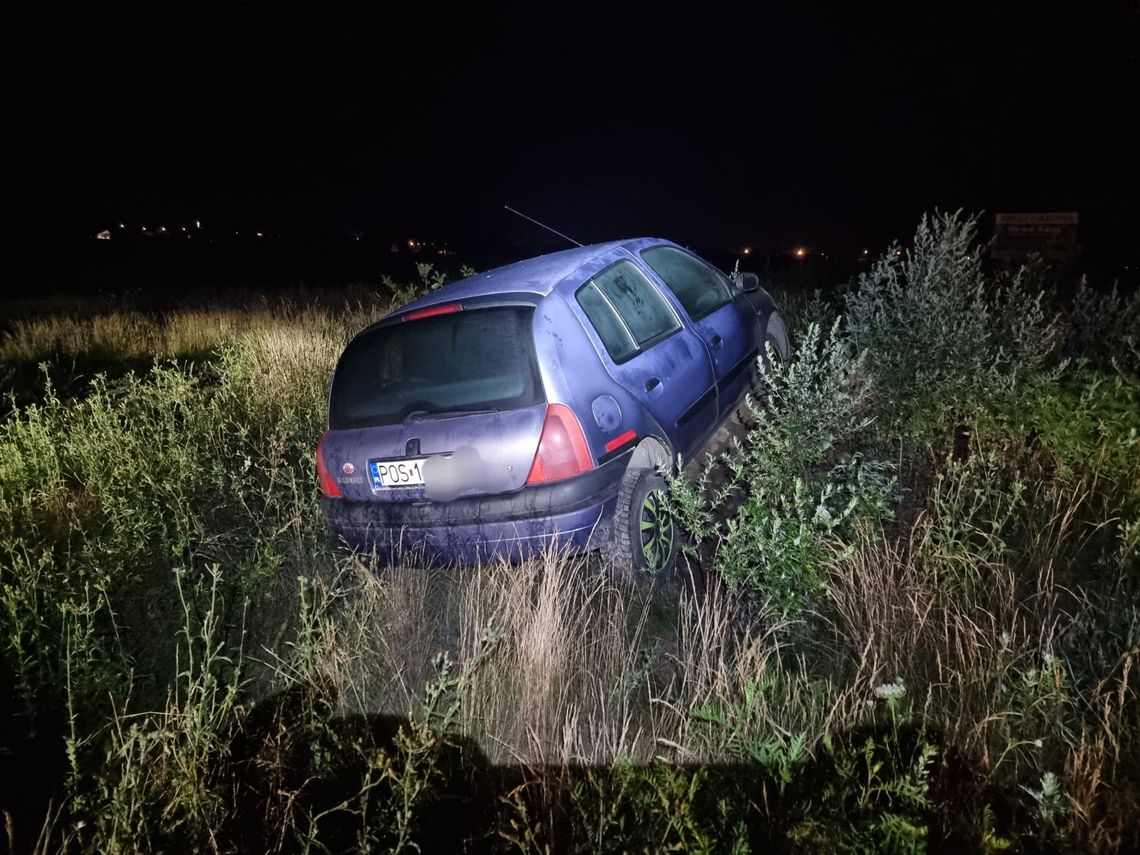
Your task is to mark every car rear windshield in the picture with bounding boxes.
[330,306,545,429]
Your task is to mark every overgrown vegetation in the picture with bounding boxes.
[1,215,1138,851]
[671,319,894,614]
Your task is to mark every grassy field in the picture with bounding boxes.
[1,214,1138,852]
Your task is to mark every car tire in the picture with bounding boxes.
[764,310,790,365]
[606,466,678,578]
[747,309,791,399]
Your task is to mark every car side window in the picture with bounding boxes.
[576,261,681,362]
[577,281,637,362]
[640,246,733,321]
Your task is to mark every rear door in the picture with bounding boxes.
[323,304,548,503]
[573,259,717,458]
[639,245,760,419]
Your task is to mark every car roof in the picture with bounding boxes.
[394,237,679,316]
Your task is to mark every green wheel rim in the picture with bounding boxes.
[638,488,674,572]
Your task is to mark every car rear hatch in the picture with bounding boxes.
[321,304,549,503]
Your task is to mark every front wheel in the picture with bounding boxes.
[764,310,791,365]
[606,467,678,577]
[747,309,792,400]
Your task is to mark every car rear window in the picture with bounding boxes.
[640,246,733,320]
[330,306,544,428]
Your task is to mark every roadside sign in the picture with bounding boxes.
[992,212,1079,261]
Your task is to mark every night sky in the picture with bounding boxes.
[5,3,1139,270]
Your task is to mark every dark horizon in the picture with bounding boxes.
[5,3,1139,287]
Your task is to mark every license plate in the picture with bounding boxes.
[369,458,427,489]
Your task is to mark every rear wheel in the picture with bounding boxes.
[607,466,678,577]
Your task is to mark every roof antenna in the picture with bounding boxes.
[503,204,582,247]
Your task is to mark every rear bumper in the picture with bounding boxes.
[322,451,630,564]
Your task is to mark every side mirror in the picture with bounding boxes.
[734,271,760,293]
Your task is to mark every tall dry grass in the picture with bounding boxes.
[309,545,862,769]
[822,446,1138,848]
[0,297,385,365]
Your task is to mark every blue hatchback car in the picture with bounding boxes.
[318,238,788,572]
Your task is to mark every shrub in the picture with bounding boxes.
[844,210,1062,441]
[1065,279,1140,374]
[1000,365,1140,483]
[671,320,895,614]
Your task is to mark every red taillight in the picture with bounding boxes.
[316,431,343,498]
[526,404,594,485]
[403,303,462,322]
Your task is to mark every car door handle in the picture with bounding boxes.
[644,377,661,392]
[710,335,723,349]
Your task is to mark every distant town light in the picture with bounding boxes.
[742,246,752,256]
[256,231,263,238]
[159,226,166,232]
[195,220,201,229]
[862,248,868,255]
[119,223,125,228]
[794,247,807,259]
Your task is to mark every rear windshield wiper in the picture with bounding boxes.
[403,408,500,423]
